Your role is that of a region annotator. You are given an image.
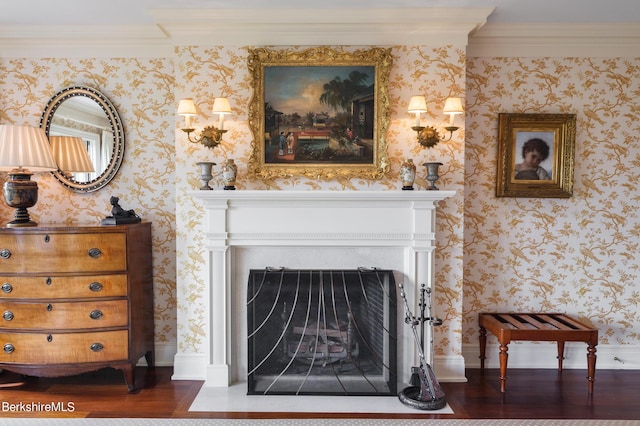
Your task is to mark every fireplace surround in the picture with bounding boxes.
[175,190,461,388]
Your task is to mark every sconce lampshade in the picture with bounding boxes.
[443,97,464,115]
[49,136,95,175]
[212,97,232,115]
[0,124,57,228]
[177,98,198,116]
[407,95,428,113]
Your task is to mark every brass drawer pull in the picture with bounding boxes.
[88,248,102,258]
[89,310,104,320]
[90,343,104,352]
[2,311,14,321]
[3,343,14,354]
[89,282,103,292]
[1,283,12,293]
[0,249,11,259]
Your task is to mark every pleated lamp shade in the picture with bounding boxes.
[0,125,57,172]
[50,136,95,173]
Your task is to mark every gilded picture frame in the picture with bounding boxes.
[247,47,392,180]
[496,113,576,198]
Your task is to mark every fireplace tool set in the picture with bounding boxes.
[398,282,447,410]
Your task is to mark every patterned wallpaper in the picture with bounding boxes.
[0,58,177,345]
[464,57,640,347]
[174,45,466,358]
[4,48,635,367]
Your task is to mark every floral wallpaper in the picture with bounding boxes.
[174,45,466,359]
[464,57,640,347]
[0,58,177,345]
[6,47,635,371]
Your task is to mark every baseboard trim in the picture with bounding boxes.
[464,342,638,369]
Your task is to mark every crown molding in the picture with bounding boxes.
[0,8,493,57]
[0,25,172,57]
[468,22,640,57]
[149,8,493,46]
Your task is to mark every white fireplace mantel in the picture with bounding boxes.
[175,190,462,387]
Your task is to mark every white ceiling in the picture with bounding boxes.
[1,0,640,26]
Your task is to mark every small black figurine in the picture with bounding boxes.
[101,196,142,225]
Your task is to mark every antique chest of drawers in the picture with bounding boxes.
[0,223,153,392]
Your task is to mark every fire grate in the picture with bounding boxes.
[247,268,397,396]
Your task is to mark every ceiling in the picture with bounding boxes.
[2,0,640,26]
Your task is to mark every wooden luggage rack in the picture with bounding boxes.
[478,312,598,394]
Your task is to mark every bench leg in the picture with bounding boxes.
[557,340,565,372]
[587,343,597,395]
[479,327,487,371]
[499,343,509,393]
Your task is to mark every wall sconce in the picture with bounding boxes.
[408,96,464,148]
[177,97,232,149]
[0,125,58,227]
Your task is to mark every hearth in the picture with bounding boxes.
[247,268,397,395]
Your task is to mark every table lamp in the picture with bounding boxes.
[0,125,58,227]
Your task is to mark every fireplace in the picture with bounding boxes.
[247,268,397,396]
[177,190,460,388]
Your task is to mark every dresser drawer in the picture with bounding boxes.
[0,330,128,364]
[0,232,126,273]
[0,300,128,329]
[0,274,128,299]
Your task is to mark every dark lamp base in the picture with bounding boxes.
[3,172,39,228]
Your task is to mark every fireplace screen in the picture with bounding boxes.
[247,268,397,396]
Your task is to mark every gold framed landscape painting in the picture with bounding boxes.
[496,113,576,198]
[247,47,392,180]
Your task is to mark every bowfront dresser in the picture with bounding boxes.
[0,222,153,392]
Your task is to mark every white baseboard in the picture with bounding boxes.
[434,354,468,382]
[171,352,208,381]
[136,342,176,367]
[463,342,638,369]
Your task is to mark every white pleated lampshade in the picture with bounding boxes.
[49,136,95,173]
[443,97,464,115]
[407,96,428,113]
[0,125,57,172]
[177,98,198,116]
[212,97,232,115]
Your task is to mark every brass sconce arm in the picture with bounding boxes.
[182,125,227,149]
[412,125,459,149]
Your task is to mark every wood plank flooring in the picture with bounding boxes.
[0,367,639,419]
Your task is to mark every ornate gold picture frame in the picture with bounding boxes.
[496,113,576,198]
[247,47,392,180]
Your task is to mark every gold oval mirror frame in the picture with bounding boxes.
[40,86,125,193]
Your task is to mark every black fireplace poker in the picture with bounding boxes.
[398,283,446,410]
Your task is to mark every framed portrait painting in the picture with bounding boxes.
[246,47,392,180]
[496,113,576,198]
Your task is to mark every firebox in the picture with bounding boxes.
[247,268,397,396]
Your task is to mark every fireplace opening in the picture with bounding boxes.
[247,268,397,396]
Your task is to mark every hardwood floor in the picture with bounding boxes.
[0,367,639,419]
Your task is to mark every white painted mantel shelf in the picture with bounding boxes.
[174,190,464,388]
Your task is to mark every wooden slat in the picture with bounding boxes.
[519,314,549,330]
[536,314,572,330]
[552,314,594,331]
[496,314,527,329]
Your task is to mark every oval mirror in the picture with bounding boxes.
[40,86,124,193]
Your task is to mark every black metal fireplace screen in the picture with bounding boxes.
[247,268,397,396]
